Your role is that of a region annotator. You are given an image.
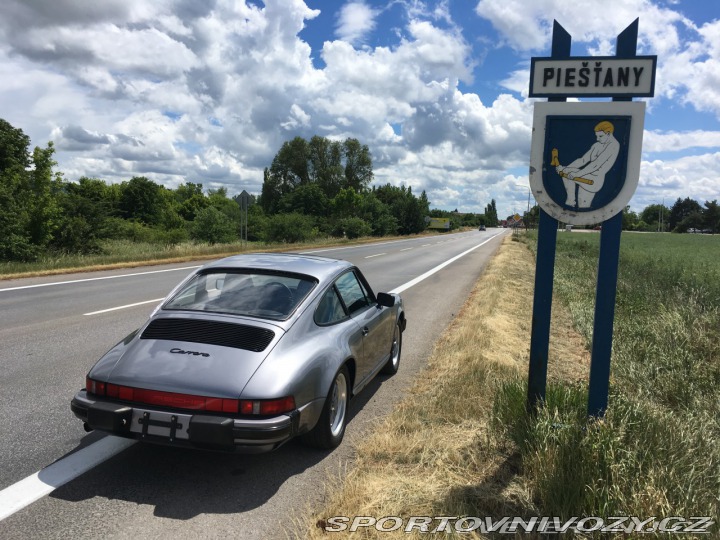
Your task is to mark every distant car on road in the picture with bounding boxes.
[478,224,486,231]
[72,253,406,453]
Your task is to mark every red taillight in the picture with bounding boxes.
[86,377,106,396]
[88,379,239,413]
[239,396,295,415]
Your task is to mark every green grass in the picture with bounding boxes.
[0,235,406,278]
[494,231,720,533]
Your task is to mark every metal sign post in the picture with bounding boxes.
[526,19,654,418]
[238,190,251,249]
[527,21,569,413]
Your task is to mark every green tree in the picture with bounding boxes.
[702,200,719,233]
[54,177,115,253]
[331,187,364,219]
[175,182,208,221]
[261,140,315,212]
[622,206,639,230]
[262,136,376,214]
[264,212,316,243]
[0,118,31,171]
[0,119,64,260]
[119,176,165,225]
[524,205,540,229]
[191,206,237,244]
[484,199,498,226]
[669,197,702,231]
[374,184,428,234]
[334,217,372,239]
[208,187,241,224]
[639,203,670,231]
[279,182,329,217]
[342,138,373,192]
[357,192,397,236]
[308,136,344,198]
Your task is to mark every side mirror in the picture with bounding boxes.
[377,292,395,308]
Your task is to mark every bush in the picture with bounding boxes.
[191,207,237,245]
[52,216,102,254]
[332,217,372,239]
[263,212,316,243]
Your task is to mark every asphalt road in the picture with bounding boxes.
[0,228,508,539]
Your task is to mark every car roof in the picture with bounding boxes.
[200,253,353,283]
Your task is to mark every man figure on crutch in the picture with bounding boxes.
[551,120,620,209]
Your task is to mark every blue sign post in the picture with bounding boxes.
[526,19,653,418]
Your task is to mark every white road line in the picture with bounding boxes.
[400,248,413,252]
[299,232,470,254]
[84,298,165,316]
[0,437,136,521]
[390,231,505,295]
[421,244,432,247]
[0,229,507,522]
[364,253,386,259]
[0,266,201,293]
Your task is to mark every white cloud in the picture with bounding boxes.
[643,129,720,153]
[335,1,379,44]
[0,0,717,221]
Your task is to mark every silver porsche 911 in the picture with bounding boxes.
[71,253,406,452]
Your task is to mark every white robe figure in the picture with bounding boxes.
[555,121,620,209]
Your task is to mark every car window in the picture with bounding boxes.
[314,286,347,325]
[335,271,371,315]
[164,270,316,320]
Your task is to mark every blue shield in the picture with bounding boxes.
[542,115,631,212]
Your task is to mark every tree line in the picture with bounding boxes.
[623,198,719,233]
[518,198,719,233]
[0,120,451,262]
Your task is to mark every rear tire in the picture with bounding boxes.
[380,321,402,375]
[302,366,350,449]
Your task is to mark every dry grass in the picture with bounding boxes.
[295,235,591,539]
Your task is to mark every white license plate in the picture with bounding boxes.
[130,409,192,440]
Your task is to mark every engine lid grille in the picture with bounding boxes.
[141,318,276,353]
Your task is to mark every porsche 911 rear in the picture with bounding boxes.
[71,381,302,453]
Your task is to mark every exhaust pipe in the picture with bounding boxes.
[83,422,93,433]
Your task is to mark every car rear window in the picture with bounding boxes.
[164,270,317,320]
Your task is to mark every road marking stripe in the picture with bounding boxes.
[0,229,507,521]
[0,437,136,521]
[390,231,505,295]
[84,298,165,316]
[400,248,413,252]
[0,266,201,293]
[364,253,386,259]
[298,231,474,254]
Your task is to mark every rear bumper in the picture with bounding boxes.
[71,390,301,453]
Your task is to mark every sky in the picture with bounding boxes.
[0,0,718,219]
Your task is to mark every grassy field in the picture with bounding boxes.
[0,233,441,279]
[297,232,719,538]
[497,231,719,529]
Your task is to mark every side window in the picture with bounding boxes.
[315,286,347,325]
[335,271,371,315]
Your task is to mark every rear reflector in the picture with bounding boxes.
[86,377,238,413]
[239,396,295,415]
[85,378,295,416]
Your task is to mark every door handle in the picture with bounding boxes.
[362,327,369,336]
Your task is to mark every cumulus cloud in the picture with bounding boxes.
[335,1,379,45]
[0,0,717,219]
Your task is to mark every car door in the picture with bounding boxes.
[334,270,392,388]
[353,269,395,371]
